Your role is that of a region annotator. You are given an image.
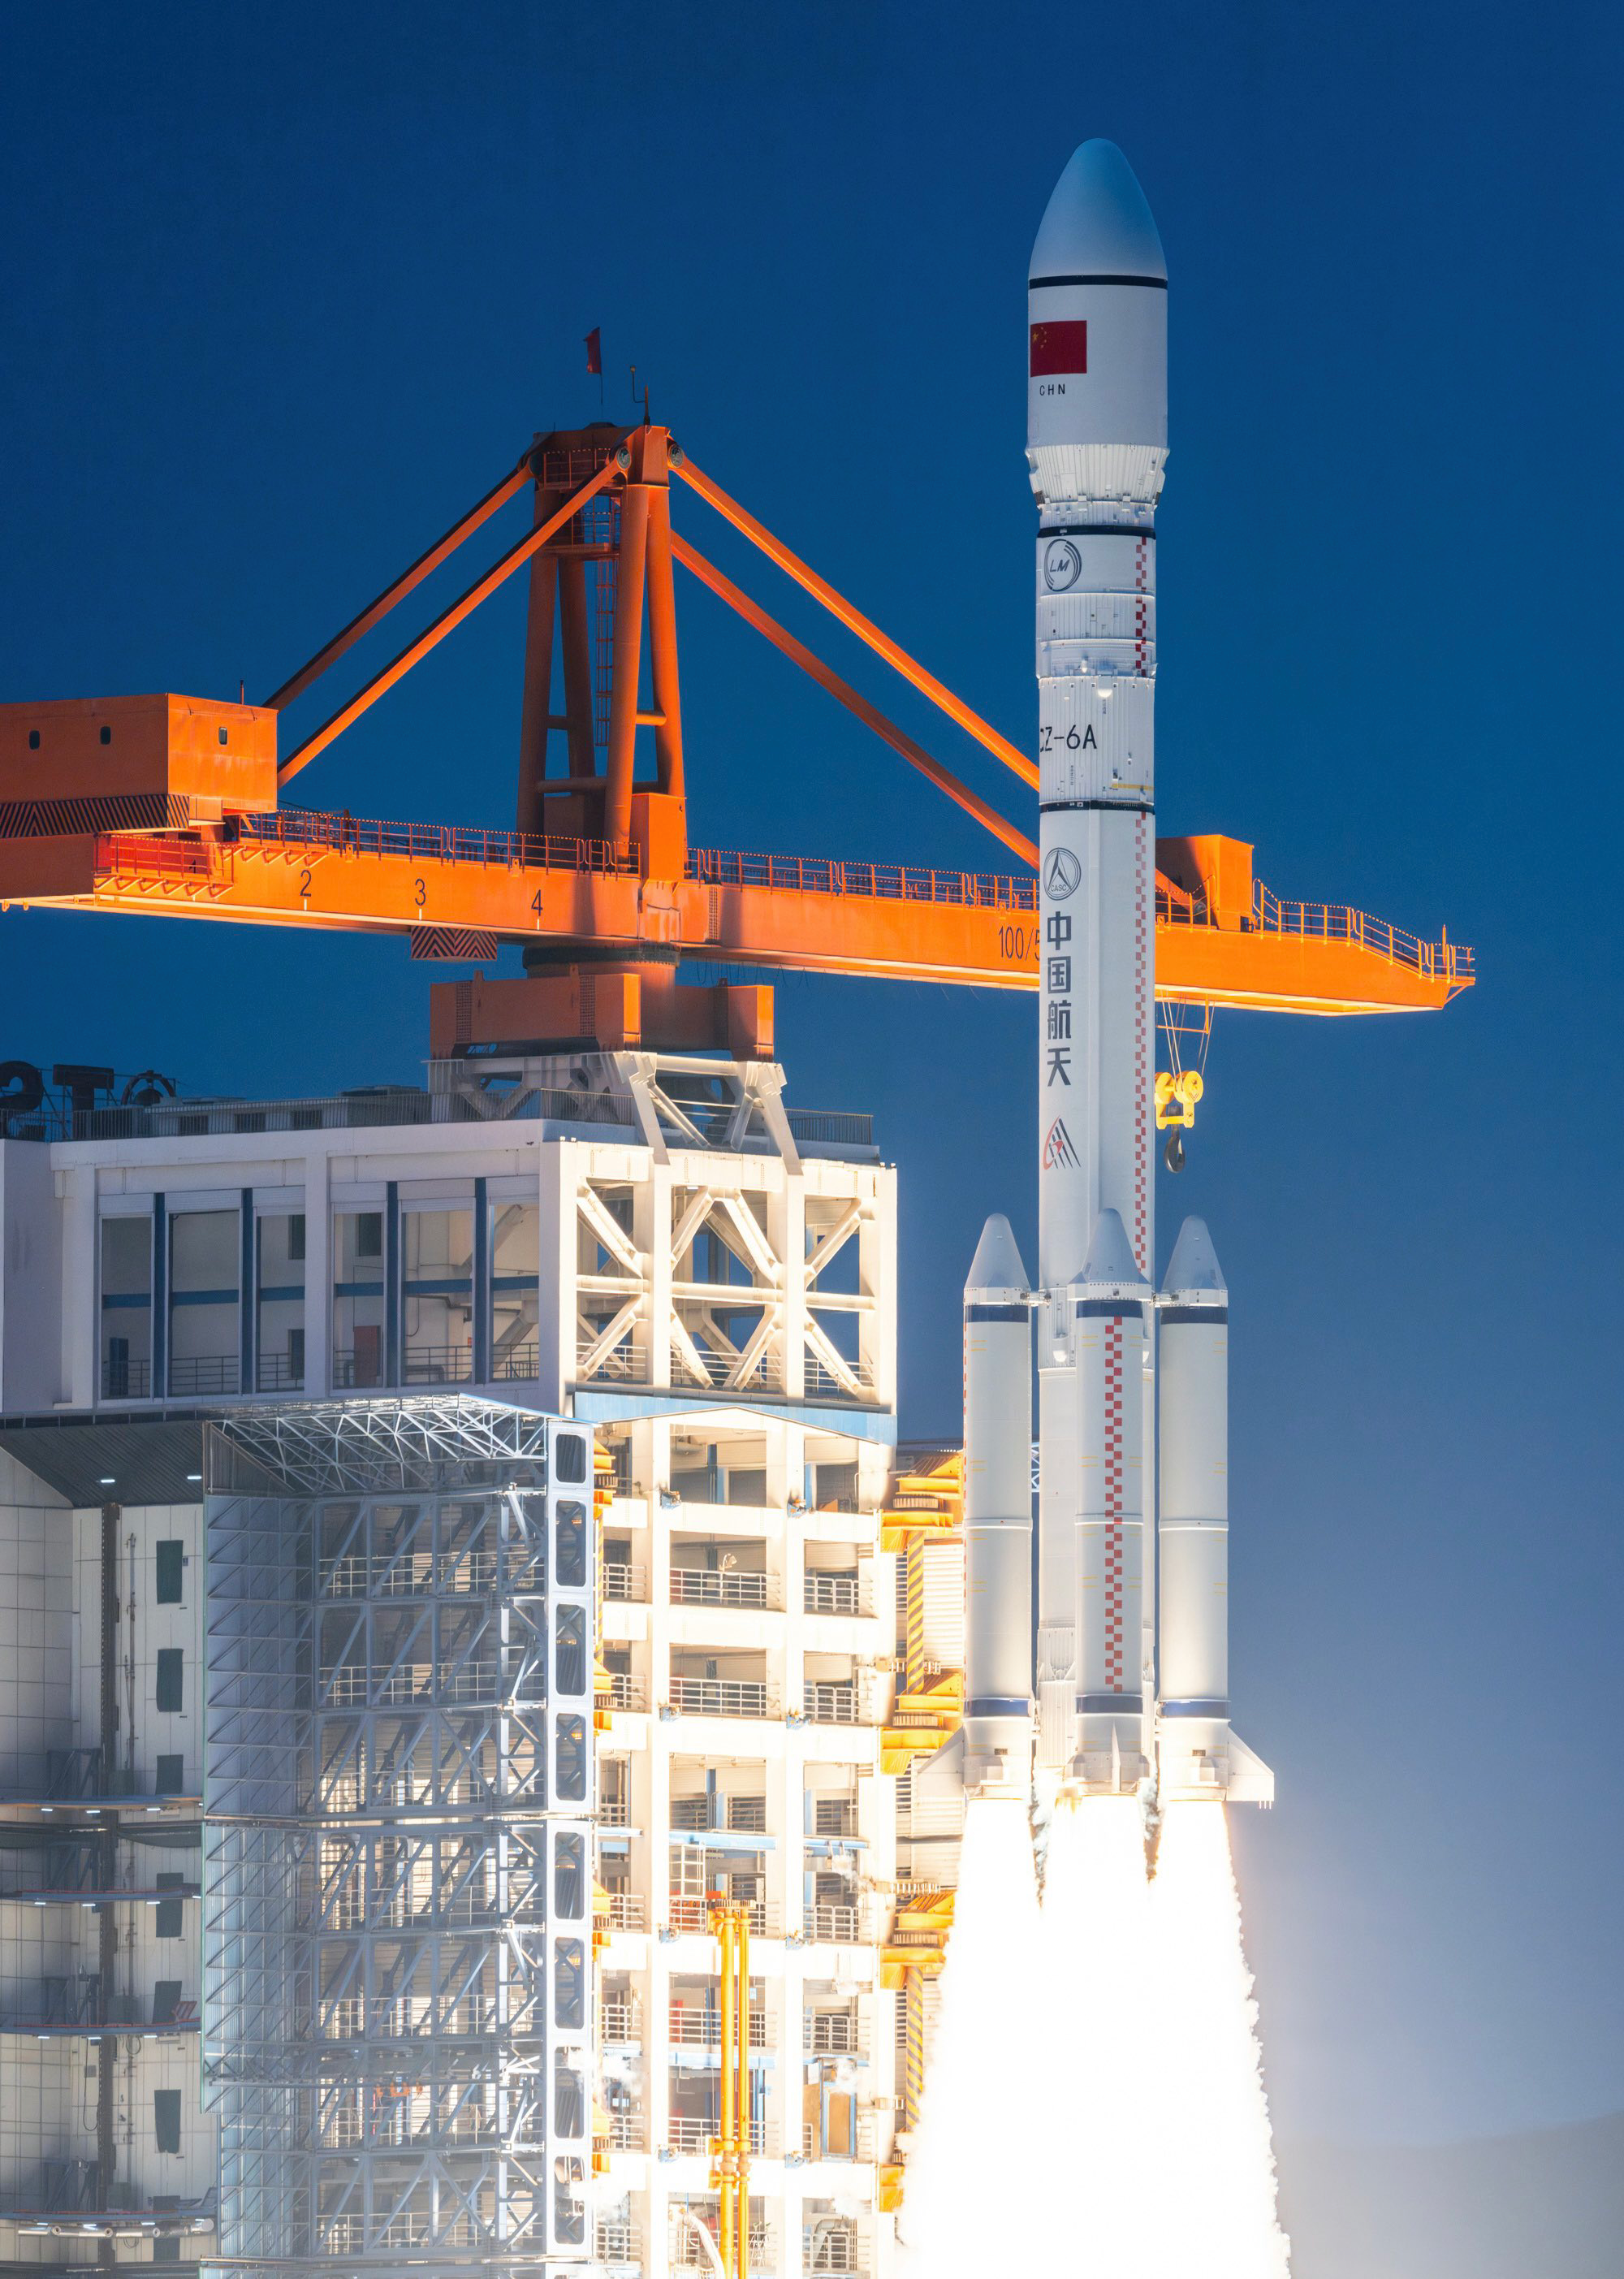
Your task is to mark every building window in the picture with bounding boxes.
[491,1200,540,1381]
[168,1209,240,1397]
[100,1216,153,1399]
[155,1650,184,1713]
[333,1211,386,1389]
[156,1753,184,1793]
[155,1540,184,1604]
[555,1433,589,1486]
[152,1980,183,2027]
[401,1206,473,1385]
[153,2088,182,2155]
[813,1461,859,1513]
[155,1871,186,1940]
[554,2064,585,2139]
[257,1212,306,1392]
[671,1441,719,1502]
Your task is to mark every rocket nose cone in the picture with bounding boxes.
[1160,1215,1227,1298]
[1030,140,1166,283]
[1076,1207,1147,1290]
[966,1213,1029,1300]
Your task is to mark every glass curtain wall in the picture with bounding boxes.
[169,1209,240,1396]
[491,1201,539,1382]
[100,1215,153,1398]
[333,1212,385,1389]
[257,1213,306,1391]
[401,1208,473,1385]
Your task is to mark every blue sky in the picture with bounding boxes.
[0,0,1618,2152]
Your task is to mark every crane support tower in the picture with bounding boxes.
[0,418,1471,1067]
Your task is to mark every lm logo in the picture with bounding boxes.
[1043,1116,1080,1171]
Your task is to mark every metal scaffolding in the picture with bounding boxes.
[201,1398,595,2276]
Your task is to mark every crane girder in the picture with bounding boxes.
[0,421,1473,1032]
[0,816,1471,1015]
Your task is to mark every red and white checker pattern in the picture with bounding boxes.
[1132,813,1151,1277]
[1134,535,1150,674]
[1103,1318,1125,1689]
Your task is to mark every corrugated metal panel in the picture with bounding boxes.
[914,1539,964,1671]
[906,1787,965,1840]
[1026,442,1164,506]
[0,1414,208,1506]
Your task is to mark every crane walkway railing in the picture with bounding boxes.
[239,808,633,873]
[1153,871,1471,982]
[97,809,1472,986]
[1245,882,1474,984]
[687,845,1037,910]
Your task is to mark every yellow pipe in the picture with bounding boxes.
[736,1909,752,2279]
[718,1907,736,2278]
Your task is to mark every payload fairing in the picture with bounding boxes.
[932,140,1272,1815]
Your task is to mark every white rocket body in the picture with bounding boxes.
[1157,1218,1274,1804]
[1030,142,1164,1784]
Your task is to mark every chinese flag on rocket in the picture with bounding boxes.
[1030,320,1086,376]
[585,327,603,377]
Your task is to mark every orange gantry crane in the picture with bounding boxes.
[0,422,1472,1066]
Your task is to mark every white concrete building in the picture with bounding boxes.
[0,1049,908,2279]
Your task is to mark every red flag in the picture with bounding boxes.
[1030,319,1086,377]
[585,327,603,377]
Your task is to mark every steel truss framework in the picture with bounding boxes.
[201,1399,595,2277]
[543,1049,888,1414]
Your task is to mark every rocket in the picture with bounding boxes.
[1029,141,1164,1789]
[926,141,1272,1814]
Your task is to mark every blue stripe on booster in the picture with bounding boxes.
[965,1302,1028,1322]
